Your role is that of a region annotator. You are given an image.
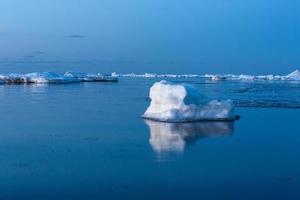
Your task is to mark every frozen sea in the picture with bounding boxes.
[0,75,300,199]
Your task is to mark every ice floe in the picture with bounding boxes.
[145,120,233,153]
[25,72,79,83]
[142,80,236,122]
[0,72,118,84]
[64,72,118,82]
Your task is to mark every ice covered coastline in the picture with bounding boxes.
[142,80,238,122]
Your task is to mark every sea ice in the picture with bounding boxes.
[111,72,201,78]
[111,70,300,81]
[0,72,79,83]
[142,80,236,122]
[0,71,118,84]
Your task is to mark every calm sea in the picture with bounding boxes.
[0,77,299,199]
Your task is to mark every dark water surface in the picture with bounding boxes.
[0,78,299,199]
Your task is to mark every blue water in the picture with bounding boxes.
[0,78,299,199]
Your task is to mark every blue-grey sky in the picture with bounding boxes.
[0,0,299,74]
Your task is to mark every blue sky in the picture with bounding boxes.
[0,0,299,74]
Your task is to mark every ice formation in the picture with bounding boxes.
[142,80,236,122]
[285,70,300,80]
[0,72,118,84]
[145,120,233,153]
[25,72,79,83]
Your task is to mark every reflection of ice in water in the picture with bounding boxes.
[145,120,234,153]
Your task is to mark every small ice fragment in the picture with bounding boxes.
[211,75,227,81]
[285,70,300,80]
[111,72,119,77]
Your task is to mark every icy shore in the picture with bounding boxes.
[142,80,237,122]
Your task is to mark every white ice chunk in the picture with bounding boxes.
[142,80,236,122]
[111,72,119,77]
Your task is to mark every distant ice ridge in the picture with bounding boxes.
[142,80,236,122]
[111,72,201,78]
[285,70,300,80]
[204,70,300,81]
[0,72,118,84]
[111,70,300,81]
